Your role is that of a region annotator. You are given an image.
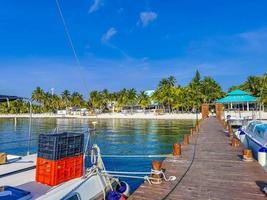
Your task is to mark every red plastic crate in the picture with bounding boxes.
[36,154,84,186]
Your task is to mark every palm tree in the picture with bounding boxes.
[43,92,52,112]
[88,90,104,112]
[32,87,45,105]
[241,76,262,97]
[51,94,61,112]
[188,70,203,111]
[260,73,267,109]
[138,91,151,111]
[61,90,71,108]
[71,92,85,107]
[116,89,127,110]
[158,76,176,88]
[102,89,111,111]
[172,86,183,111]
[202,76,224,103]
[154,76,177,113]
[126,88,137,113]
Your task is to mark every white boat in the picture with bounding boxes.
[225,115,252,128]
[236,120,267,159]
[0,96,131,200]
[0,136,130,200]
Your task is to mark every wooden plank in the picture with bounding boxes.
[129,118,267,200]
[0,154,36,177]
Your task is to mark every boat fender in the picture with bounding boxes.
[116,181,130,198]
[258,147,267,167]
[107,191,126,200]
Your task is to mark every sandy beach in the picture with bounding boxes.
[0,111,266,120]
[0,112,202,120]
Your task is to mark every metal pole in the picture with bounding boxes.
[27,100,32,156]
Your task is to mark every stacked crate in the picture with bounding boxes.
[36,132,84,186]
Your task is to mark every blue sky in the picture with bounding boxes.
[0,0,267,98]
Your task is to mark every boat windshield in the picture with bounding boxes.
[246,121,267,140]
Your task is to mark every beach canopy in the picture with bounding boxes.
[0,95,23,102]
[216,89,257,103]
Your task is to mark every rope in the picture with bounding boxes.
[102,169,176,183]
[161,128,199,200]
[55,0,80,65]
[55,0,89,93]
[98,154,173,158]
[103,170,151,175]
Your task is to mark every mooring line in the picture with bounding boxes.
[98,154,172,158]
[161,128,200,200]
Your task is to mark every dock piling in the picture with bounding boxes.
[151,161,162,184]
[231,138,240,147]
[173,143,181,156]
[130,118,267,200]
[183,134,189,145]
[228,124,233,138]
[243,149,253,161]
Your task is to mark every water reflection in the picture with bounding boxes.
[0,118,194,191]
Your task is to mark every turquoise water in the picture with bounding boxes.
[0,118,194,191]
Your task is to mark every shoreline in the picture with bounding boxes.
[0,113,202,120]
[0,111,266,120]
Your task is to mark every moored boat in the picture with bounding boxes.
[0,130,130,200]
[236,120,267,159]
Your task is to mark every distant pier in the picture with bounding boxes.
[129,117,267,199]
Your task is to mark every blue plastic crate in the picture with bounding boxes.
[0,186,32,200]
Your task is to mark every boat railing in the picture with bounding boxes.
[0,138,38,145]
[0,128,95,156]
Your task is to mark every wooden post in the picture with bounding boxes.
[231,138,240,147]
[224,121,228,129]
[173,143,181,156]
[215,103,224,121]
[243,149,253,161]
[151,161,162,184]
[228,124,233,137]
[201,104,209,119]
[183,134,189,145]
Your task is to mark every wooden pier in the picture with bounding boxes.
[129,117,267,200]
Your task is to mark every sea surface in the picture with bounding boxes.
[0,118,194,192]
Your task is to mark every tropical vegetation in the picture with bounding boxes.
[0,71,266,114]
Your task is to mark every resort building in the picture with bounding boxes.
[216,89,258,111]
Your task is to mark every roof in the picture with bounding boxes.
[0,95,23,102]
[216,89,257,103]
[227,89,249,96]
[144,90,155,97]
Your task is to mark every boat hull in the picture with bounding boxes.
[245,134,264,159]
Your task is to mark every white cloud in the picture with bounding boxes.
[139,11,157,27]
[88,0,102,13]
[101,27,117,43]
